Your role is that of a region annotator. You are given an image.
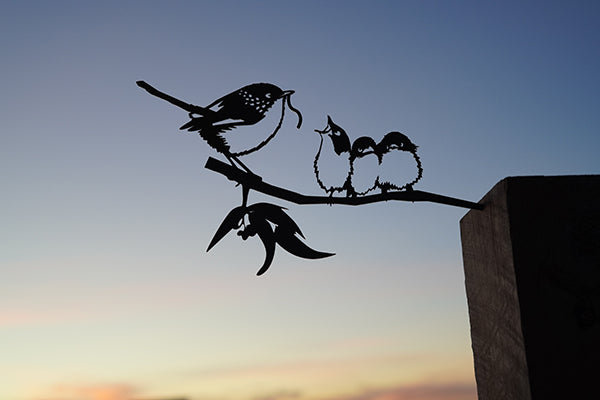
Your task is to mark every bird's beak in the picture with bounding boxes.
[314,125,331,135]
[281,89,295,98]
[314,115,332,134]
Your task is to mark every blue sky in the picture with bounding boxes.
[2,1,599,400]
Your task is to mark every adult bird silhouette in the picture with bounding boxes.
[136,81,302,174]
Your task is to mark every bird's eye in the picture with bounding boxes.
[265,93,272,99]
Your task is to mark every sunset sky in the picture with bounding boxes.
[2,1,599,400]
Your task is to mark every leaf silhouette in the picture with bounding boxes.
[207,205,247,252]
[274,226,335,260]
[249,202,304,238]
[249,213,276,276]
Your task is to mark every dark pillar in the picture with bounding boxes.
[460,176,600,400]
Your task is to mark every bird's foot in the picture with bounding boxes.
[234,171,262,188]
[327,192,336,206]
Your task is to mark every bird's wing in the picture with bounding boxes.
[206,91,244,111]
[205,93,231,109]
[211,122,242,135]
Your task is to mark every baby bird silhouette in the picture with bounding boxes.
[313,116,353,196]
[313,116,379,197]
[375,131,423,193]
[313,116,422,197]
[348,136,379,196]
[136,81,302,174]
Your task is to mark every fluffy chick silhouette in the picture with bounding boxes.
[313,117,422,197]
[375,131,423,193]
[313,116,353,196]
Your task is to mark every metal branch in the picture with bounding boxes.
[136,80,207,114]
[205,157,484,210]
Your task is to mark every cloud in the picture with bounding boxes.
[172,354,474,400]
[0,276,219,328]
[251,390,302,400]
[181,353,429,380]
[0,309,83,327]
[227,383,476,400]
[30,379,474,400]
[322,383,476,400]
[33,383,139,400]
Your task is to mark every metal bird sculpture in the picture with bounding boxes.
[135,80,485,277]
[348,135,379,196]
[375,131,423,192]
[313,116,353,197]
[313,116,423,196]
[136,81,303,174]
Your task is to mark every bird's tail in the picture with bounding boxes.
[180,119,231,154]
[200,126,231,153]
[180,116,208,132]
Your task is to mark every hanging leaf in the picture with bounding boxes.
[249,202,304,238]
[274,226,335,260]
[206,205,247,252]
[248,213,276,276]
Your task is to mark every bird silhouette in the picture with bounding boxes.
[375,131,423,193]
[348,136,379,196]
[136,81,302,174]
[313,117,423,196]
[313,116,379,197]
[313,116,353,196]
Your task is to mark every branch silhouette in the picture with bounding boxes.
[205,157,484,210]
[137,80,207,114]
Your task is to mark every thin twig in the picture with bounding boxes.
[204,157,484,210]
[136,80,207,114]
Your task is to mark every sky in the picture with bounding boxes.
[2,1,599,399]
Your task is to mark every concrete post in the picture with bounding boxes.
[460,176,600,400]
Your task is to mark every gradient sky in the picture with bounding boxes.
[2,1,599,400]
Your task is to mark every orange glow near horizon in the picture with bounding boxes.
[29,352,475,400]
[32,381,476,400]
